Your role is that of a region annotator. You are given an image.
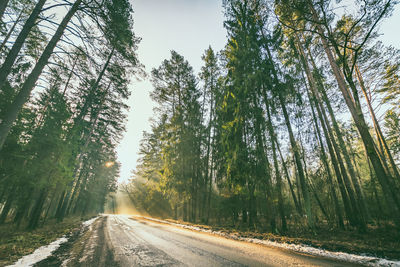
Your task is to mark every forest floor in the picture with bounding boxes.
[159,218,400,262]
[0,216,94,266]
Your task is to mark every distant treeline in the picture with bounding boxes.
[0,0,141,229]
[126,0,400,233]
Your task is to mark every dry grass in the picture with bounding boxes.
[0,216,92,266]
[163,218,400,260]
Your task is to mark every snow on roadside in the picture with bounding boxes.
[245,238,400,267]
[82,216,98,231]
[7,216,99,267]
[7,236,68,267]
[134,216,400,267]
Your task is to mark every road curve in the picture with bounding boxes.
[105,215,357,267]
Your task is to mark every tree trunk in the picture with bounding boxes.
[248,184,256,227]
[0,0,82,150]
[65,168,86,215]
[59,81,111,220]
[206,137,215,224]
[307,46,370,223]
[251,89,275,230]
[57,168,80,221]
[73,173,90,214]
[0,0,47,90]
[27,188,48,230]
[43,191,55,223]
[279,92,314,228]
[242,201,247,224]
[309,6,400,224]
[55,190,66,219]
[355,64,400,181]
[72,48,114,127]
[309,75,355,226]
[13,187,34,227]
[264,94,287,231]
[183,201,188,221]
[36,54,79,127]
[202,99,214,222]
[275,138,302,216]
[0,186,15,224]
[0,0,10,23]
[309,93,344,229]
[263,40,313,228]
[0,9,24,53]
[296,37,365,229]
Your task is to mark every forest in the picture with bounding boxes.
[124,0,400,236]
[0,0,141,230]
[0,0,399,243]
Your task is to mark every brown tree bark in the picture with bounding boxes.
[296,36,366,230]
[355,64,400,181]
[308,6,400,223]
[305,45,370,222]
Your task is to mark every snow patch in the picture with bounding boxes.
[134,216,400,267]
[7,217,99,267]
[7,236,68,267]
[245,238,400,267]
[82,217,97,227]
[82,216,98,231]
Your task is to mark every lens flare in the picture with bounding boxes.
[105,161,115,168]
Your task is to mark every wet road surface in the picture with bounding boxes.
[37,215,360,266]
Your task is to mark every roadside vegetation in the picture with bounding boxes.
[153,218,399,260]
[124,0,400,260]
[0,215,93,266]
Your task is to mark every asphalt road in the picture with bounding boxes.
[37,215,360,266]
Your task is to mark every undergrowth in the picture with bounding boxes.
[0,215,93,266]
[162,218,400,260]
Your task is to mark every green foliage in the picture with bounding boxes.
[126,0,400,234]
[384,109,400,160]
[381,62,400,108]
[0,0,140,229]
[1,0,399,237]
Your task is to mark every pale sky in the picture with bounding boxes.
[116,0,227,183]
[116,0,400,183]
